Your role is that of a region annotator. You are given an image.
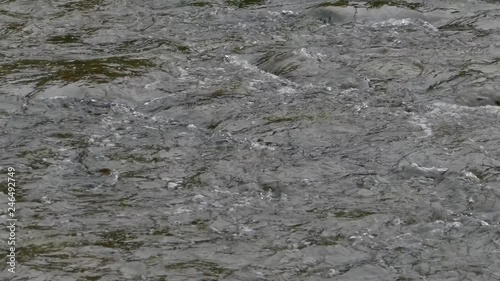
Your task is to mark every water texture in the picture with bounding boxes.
[1,0,500,280]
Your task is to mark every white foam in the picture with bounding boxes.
[464,171,480,181]
[410,162,448,173]
[225,55,296,86]
[250,141,276,151]
[431,102,500,116]
[372,18,438,32]
[409,115,433,137]
[373,18,412,28]
[277,86,296,94]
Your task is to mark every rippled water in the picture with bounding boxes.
[1,0,500,280]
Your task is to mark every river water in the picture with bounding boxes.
[1,0,500,280]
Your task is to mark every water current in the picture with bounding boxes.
[1,0,500,280]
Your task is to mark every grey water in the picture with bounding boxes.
[1,0,500,280]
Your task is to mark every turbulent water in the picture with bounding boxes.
[1,0,500,280]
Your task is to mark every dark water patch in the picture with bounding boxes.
[64,136,93,149]
[175,44,191,54]
[395,276,416,281]
[291,227,347,251]
[109,152,163,164]
[206,84,244,99]
[0,182,10,195]
[334,209,376,219]
[191,218,210,231]
[120,170,154,179]
[0,7,31,18]
[82,26,101,35]
[98,168,112,176]
[47,34,82,44]
[366,0,423,10]
[17,242,74,263]
[255,51,300,77]
[312,234,346,246]
[181,0,212,7]
[264,114,315,124]
[0,22,25,36]
[437,10,495,33]
[152,226,173,236]
[265,115,301,124]
[225,0,266,9]
[183,85,246,107]
[25,224,59,231]
[95,229,144,251]
[425,61,500,107]
[438,22,474,32]
[1,57,154,93]
[183,167,208,188]
[311,0,349,8]
[114,38,191,54]
[209,89,228,98]
[0,181,26,202]
[67,191,119,205]
[49,132,74,139]
[17,148,57,169]
[263,109,332,126]
[118,196,136,207]
[425,68,482,91]
[207,120,223,130]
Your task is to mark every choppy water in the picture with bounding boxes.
[1,0,500,280]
